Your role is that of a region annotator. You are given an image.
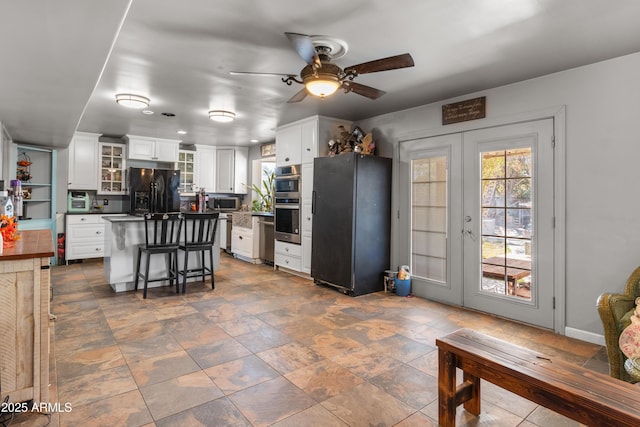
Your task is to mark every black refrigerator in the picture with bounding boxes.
[311,153,392,296]
[128,168,181,215]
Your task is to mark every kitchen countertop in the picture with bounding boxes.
[0,229,54,260]
[252,211,274,217]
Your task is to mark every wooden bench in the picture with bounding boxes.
[436,328,640,427]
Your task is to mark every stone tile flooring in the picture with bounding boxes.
[17,253,610,426]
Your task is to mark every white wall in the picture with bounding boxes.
[357,51,640,339]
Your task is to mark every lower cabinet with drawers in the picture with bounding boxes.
[274,240,302,272]
[65,214,125,262]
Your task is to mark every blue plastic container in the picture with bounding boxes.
[395,279,411,296]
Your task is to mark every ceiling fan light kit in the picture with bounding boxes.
[115,93,150,109]
[209,110,236,123]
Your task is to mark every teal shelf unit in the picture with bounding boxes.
[13,144,57,264]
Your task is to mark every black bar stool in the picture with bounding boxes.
[178,213,219,294]
[134,213,183,299]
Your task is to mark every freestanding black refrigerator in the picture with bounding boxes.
[311,153,392,296]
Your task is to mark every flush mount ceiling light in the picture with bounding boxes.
[208,110,236,123]
[115,93,150,109]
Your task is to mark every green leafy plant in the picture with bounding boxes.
[251,169,274,212]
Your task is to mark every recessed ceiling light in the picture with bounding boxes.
[115,93,150,109]
[177,130,187,135]
[208,110,236,123]
[250,139,259,143]
[141,110,154,115]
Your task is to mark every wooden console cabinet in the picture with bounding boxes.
[0,230,54,404]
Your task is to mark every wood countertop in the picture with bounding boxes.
[0,229,54,261]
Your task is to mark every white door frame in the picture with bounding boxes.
[392,105,566,333]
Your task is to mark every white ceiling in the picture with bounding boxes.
[2,0,640,149]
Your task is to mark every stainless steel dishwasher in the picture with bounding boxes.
[258,216,274,265]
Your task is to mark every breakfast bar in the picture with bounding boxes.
[0,229,54,404]
[103,215,221,292]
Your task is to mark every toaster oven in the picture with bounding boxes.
[67,191,90,213]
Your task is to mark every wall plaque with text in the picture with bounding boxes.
[442,96,486,125]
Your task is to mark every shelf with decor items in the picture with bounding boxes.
[9,144,57,264]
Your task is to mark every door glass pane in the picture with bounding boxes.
[480,148,532,300]
[411,156,447,283]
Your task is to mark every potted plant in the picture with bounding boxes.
[251,169,274,212]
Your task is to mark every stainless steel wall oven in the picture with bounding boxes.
[274,165,301,244]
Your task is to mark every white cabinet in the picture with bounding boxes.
[68,132,99,190]
[231,216,260,262]
[301,163,314,273]
[275,125,302,166]
[65,214,106,261]
[127,135,180,162]
[274,240,302,271]
[276,115,352,167]
[219,217,227,250]
[98,142,126,194]
[195,145,216,192]
[177,149,196,193]
[274,116,351,273]
[215,147,248,194]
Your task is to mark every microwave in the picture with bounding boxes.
[211,196,240,211]
[67,191,90,213]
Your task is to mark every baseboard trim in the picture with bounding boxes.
[565,326,605,346]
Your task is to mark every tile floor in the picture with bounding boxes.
[19,253,610,426]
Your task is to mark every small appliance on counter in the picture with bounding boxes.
[67,191,90,213]
[211,196,240,212]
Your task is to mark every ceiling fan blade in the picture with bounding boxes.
[229,71,296,78]
[285,32,321,68]
[287,88,308,103]
[344,81,386,99]
[344,53,414,75]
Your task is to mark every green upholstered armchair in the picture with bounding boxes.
[597,266,640,382]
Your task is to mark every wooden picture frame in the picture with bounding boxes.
[261,143,275,157]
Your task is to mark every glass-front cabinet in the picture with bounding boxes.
[98,142,126,194]
[177,149,195,193]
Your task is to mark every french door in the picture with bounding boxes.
[402,119,555,329]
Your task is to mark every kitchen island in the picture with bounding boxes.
[103,215,220,292]
[0,229,54,404]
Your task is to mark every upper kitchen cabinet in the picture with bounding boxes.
[127,135,180,162]
[275,125,301,166]
[177,149,195,193]
[67,132,99,190]
[194,145,216,192]
[275,116,352,167]
[215,147,248,194]
[98,142,126,194]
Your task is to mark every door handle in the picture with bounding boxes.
[312,191,316,215]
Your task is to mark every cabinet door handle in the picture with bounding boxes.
[239,236,243,240]
[285,247,289,252]
[306,148,311,152]
[307,217,311,221]
[285,259,289,264]
[96,231,102,235]
[285,157,290,162]
[80,217,86,221]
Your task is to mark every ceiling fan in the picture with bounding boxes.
[230,32,415,103]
